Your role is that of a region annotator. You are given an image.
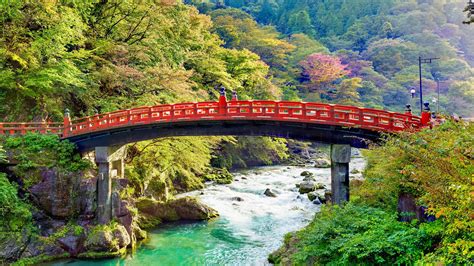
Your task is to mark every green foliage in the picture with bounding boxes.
[357,120,474,263]
[0,173,32,232]
[3,134,90,180]
[126,137,223,198]
[271,203,435,265]
[211,137,289,169]
[203,168,233,184]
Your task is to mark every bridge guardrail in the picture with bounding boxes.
[0,100,425,138]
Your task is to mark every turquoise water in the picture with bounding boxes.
[49,161,365,266]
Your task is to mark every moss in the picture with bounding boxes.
[12,253,69,266]
[137,214,162,229]
[77,247,127,259]
[204,168,233,184]
[42,222,85,245]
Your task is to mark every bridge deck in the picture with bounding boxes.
[0,100,424,139]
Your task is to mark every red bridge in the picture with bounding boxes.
[0,90,433,212]
[0,90,430,151]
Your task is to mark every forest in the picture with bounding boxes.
[0,0,472,264]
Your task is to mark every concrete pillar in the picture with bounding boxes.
[330,144,351,205]
[95,146,126,224]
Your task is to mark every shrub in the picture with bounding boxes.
[356,120,473,263]
[271,203,435,265]
[3,133,90,172]
[0,173,32,232]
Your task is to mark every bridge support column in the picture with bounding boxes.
[95,146,126,224]
[330,144,351,205]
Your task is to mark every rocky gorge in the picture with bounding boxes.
[0,165,219,264]
[0,137,358,265]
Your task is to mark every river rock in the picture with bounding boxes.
[57,234,85,256]
[312,198,322,205]
[300,171,313,178]
[231,196,244,202]
[113,224,131,248]
[137,197,218,225]
[84,224,130,253]
[20,235,66,261]
[0,232,29,262]
[302,175,316,182]
[307,192,318,201]
[314,183,325,189]
[264,188,277,197]
[350,169,360,174]
[171,197,219,220]
[314,158,330,168]
[298,181,315,194]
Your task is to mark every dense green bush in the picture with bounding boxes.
[2,133,91,188]
[357,120,473,263]
[0,173,32,232]
[270,203,438,265]
[3,133,90,172]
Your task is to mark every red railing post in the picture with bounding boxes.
[218,87,227,115]
[63,109,71,138]
[421,102,431,127]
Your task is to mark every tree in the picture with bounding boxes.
[299,53,349,91]
[333,78,362,105]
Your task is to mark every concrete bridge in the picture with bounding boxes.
[0,89,431,223]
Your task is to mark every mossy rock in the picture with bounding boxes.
[300,171,313,178]
[136,197,218,228]
[77,247,127,259]
[83,222,130,253]
[204,168,234,184]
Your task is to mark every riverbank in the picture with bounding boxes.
[46,157,366,265]
[268,121,473,265]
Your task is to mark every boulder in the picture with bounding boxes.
[314,158,330,168]
[312,198,322,205]
[307,192,318,201]
[298,181,315,194]
[136,197,218,225]
[302,176,315,182]
[32,211,66,237]
[84,224,130,253]
[171,197,219,220]
[314,183,326,189]
[20,236,66,260]
[300,171,313,178]
[84,229,117,253]
[263,188,277,197]
[29,168,82,218]
[0,232,28,262]
[231,197,244,202]
[79,177,97,217]
[57,234,85,256]
[113,224,131,248]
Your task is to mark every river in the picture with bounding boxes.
[49,157,365,266]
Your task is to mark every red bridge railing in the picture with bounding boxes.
[0,94,429,138]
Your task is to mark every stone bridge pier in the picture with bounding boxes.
[95,146,126,224]
[330,144,351,204]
